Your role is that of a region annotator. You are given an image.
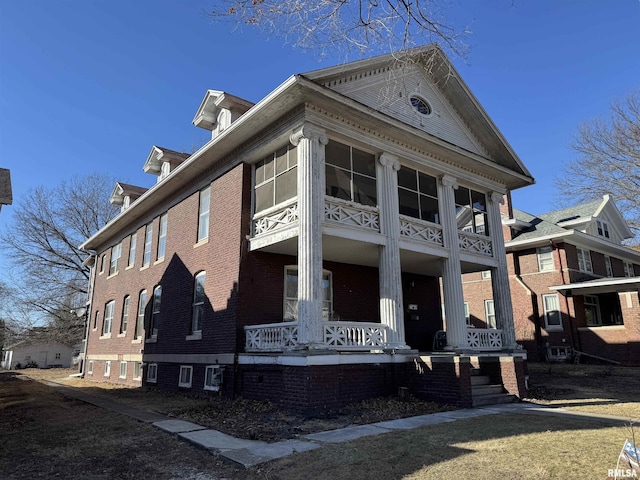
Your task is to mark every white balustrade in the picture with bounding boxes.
[458,231,493,256]
[252,202,299,236]
[324,197,380,232]
[244,321,389,352]
[399,215,444,246]
[466,328,503,351]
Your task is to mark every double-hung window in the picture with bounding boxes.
[150,285,161,337]
[109,243,121,276]
[397,166,439,224]
[157,213,167,261]
[605,256,614,277]
[135,290,147,339]
[88,361,94,375]
[537,247,554,272]
[455,187,488,236]
[254,145,298,213]
[197,186,211,242]
[624,261,635,277]
[584,295,601,326]
[128,233,137,267]
[204,365,223,391]
[191,272,206,334]
[542,294,562,330]
[93,310,99,330]
[179,365,193,388]
[102,300,114,336]
[284,266,333,321]
[133,362,142,380]
[484,300,496,329]
[577,248,593,273]
[325,140,377,207]
[119,361,127,379]
[147,363,157,383]
[597,220,610,239]
[104,360,111,377]
[120,296,130,335]
[143,223,153,267]
[464,302,471,326]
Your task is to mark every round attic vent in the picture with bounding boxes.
[410,95,432,116]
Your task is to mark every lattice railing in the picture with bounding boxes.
[458,231,493,256]
[245,322,299,352]
[399,216,444,246]
[324,197,380,232]
[244,321,389,352]
[466,328,502,351]
[252,202,298,236]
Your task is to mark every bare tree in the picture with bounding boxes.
[556,90,640,244]
[0,173,119,343]
[209,0,470,59]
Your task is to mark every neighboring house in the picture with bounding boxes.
[1,340,74,369]
[462,194,640,365]
[0,168,11,212]
[79,45,535,409]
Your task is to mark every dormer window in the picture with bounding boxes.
[160,161,171,180]
[596,220,610,239]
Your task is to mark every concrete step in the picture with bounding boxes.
[472,393,517,407]
[470,367,481,376]
[472,384,504,396]
[470,375,491,386]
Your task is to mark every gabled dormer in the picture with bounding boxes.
[110,182,147,213]
[143,146,190,183]
[192,90,254,140]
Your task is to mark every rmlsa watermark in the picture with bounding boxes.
[607,468,638,479]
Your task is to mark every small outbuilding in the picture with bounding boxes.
[1,340,74,369]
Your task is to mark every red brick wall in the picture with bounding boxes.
[404,356,473,407]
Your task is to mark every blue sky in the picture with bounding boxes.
[0,0,639,277]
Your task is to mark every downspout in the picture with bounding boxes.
[553,241,581,352]
[80,253,97,378]
[513,254,544,360]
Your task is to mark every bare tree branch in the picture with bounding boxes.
[556,90,640,245]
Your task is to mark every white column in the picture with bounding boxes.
[488,192,517,349]
[290,124,328,347]
[438,174,467,350]
[376,152,408,349]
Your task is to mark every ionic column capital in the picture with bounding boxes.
[489,191,505,204]
[440,174,458,189]
[378,152,400,171]
[290,123,328,146]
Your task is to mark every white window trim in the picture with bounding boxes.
[584,295,603,326]
[104,360,111,377]
[537,246,555,272]
[109,242,122,276]
[87,361,94,375]
[119,361,127,379]
[147,363,157,383]
[133,362,142,380]
[542,294,563,331]
[197,186,211,243]
[484,300,496,329]
[463,302,471,326]
[481,270,491,280]
[157,213,167,261]
[624,261,635,278]
[597,220,610,239]
[191,271,206,335]
[577,248,593,274]
[179,365,193,388]
[102,300,114,336]
[143,223,153,267]
[283,266,333,321]
[128,233,137,268]
[605,255,614,278]
[204,365,223,391]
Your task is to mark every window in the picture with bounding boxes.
[605,256,614,278]
[197,186,211,242]
[325,140,377,207]
[128,233,137,267]
[464,302,471,326]
[397,166,439,224]
[191,272,206,334]
[104,361,111,377]
[455,186,488,236]
[99,254,106,274]
[204,365,223,391]
[481,270,492,280]
[409,95,432,116]
[109,243,122,276]
[88,361,94,375]
[143,223,153,267]
[484,300,496,329]
[147,363,157,383]
[254,144,298,213]
[93,310,99,330]
[584,295,601,326]
[597,220,610,239]
[179,365,193,388]
[577,248,593,273]
[543,294,562,330]
[135,290,147,339]
[120,296,130,335]
[119,361,127,379]
[55,353,61,360]
[284,266,333,321]
[624,261,635,278]
[537,247,554,272]
[102,301,114,336]
[150,285,161,337]
[133,362,142,380]
[157,213,167,260]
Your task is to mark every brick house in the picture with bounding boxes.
[462,193,640,365]
[80,45,535,409]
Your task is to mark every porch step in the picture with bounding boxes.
[470,375,490,386]
[470,373,516,407]
[472,393,517,407]
[472,384,504,396]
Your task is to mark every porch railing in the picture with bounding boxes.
[244,321,389,352]
[466,328,503,351]
[458,231,493,256]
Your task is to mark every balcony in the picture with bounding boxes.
[245,321,389,353]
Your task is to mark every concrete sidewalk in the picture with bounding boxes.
[39,377,638,469]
